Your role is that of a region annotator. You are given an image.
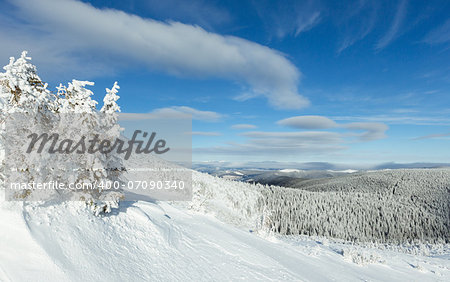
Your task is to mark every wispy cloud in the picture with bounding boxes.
[241,131,342,143]
[195,137,345,157]
[412,132,450,140]
[191,131,222,136]
[278,115,388,141]
[343,122,388,141]
[231,124,257,130]
[375,0,408,50]
[419,67,450,84]
[391,108,419,114]
[423,90,440,95]
[119,106,223,122]
[337,0,378,53]
[151,106,223,122]
[0,0,308,110]
[294,11,322,36]
[252,0,322,39]
[423,19,450,45]
[196,115,388,158]
[333,115,450,126]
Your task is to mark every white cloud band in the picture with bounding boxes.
[2,0,308,110]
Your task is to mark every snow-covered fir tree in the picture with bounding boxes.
[0,51,124,214]
[0,51,54,114]
[56,80,97,113]
[101,81,120,113]
[97,81,125,213]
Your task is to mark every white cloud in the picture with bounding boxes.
[242,131,343,145]
[0,0,308,109]
[277,116,337,129]
[277,115,388,141]
[196,133,346,156]
[151,106,223,122]
[118,106,223,121]
[191,131,222,136]
[375,0,407,50]
[231,124,257,130]
[343,122,388,141]
[194,115,389,159]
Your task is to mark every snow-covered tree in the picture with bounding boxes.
[0,51,57,200]
[56,80,97,113]
[101,81,120,113]
[0,51,54,114]
[0,51,124,215]
[99,81,123,179]
[95,82,125,214]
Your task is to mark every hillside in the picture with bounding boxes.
[192,168,450,244]
[1,177,449,281]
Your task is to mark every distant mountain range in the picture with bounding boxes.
[193,161,450,187]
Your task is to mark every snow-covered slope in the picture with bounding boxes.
[191,169,450,244]
[1,172,450,281]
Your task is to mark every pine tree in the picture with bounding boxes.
[56,80,97,113]
[0,51,56,199]
[0,51,54,113]
[101,82,120,113]
[0,51,124,214]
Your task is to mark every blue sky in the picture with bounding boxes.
[1,0,449,165]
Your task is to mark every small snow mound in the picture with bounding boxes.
[341,248,385,265]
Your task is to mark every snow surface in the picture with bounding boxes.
[1,180,449,281]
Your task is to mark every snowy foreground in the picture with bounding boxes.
[1,173,449,281]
